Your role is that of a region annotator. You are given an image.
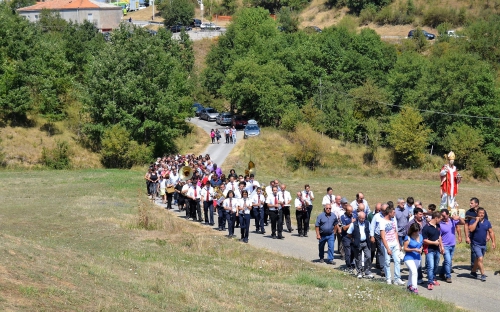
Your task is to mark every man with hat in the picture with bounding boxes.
[440,151,462,209]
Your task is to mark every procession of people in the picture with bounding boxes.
[144,151,496,293]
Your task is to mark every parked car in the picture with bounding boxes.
[231,115,248,129]
[305,26,322,33]
[443,30,466,39]
[200,22,221,30]
[244,121,260,139]
[216,112,233,125]
[199,108,219,121]
[408,29,435,40]
[138,4,146,10]
[192,103,204,116]
[191,19,202,28]
[170,24,192,33]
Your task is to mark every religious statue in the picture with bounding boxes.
[440,151,462,209]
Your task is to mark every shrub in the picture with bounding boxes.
[468,152,492,180]
[375,6,394,25]
[280,107,302,132]
[101,125,152,169]
[359,5,377,25]
[41,140,72,169]
[288,123,325,170]
[422,7,458,28]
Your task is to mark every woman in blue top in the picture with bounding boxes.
[404,223,423,294]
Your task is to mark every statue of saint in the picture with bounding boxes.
[440,151,461,209]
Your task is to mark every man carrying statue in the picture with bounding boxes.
[440,151,462,210]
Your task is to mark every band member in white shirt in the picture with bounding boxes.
[295,192,308,237]
[186,179,202,222]
[200,182,215,226]
[216,184,227,231]
[239,190,253,243]
[280,184,293,233]
[266,186,285,239]
[252,187,266,234]
[226,176,238,193]
[322,187,335,208]
[264,180,274,226]
[233,181,246,228]
[223,190,239,238]
[301,184,315,234]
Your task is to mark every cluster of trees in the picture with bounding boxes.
[203,8,500,175]
[0,5,194,167]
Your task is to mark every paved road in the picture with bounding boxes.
[130,21,226,41]
[157,119,498,312]
[188,117,242,167]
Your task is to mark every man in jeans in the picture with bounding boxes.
[469,208,496,281]
[439,209,464,283]
[380,206,404,285]
[315,204,339,264]
[423,211,444,290]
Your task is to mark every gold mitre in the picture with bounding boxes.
[446,151,455,160]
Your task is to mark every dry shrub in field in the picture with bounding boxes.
[288,123,326,170]
[127,196,167,231]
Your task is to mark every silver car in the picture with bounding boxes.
[199,108,219,121]
[243,123,260,139]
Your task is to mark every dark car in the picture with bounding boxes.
[231,115,248,129]
[169,24,192,33]
[191,19,202,28]
[192,103,204,116]
[408,29,435,40]
[199,108,219,121]
[216,112,233,126]
[305,26,322,33]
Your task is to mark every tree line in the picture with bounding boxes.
[0,5,194,167]
[202,8,500,176]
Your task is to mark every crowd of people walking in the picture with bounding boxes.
[144,153,496,294]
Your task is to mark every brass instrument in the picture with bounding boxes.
[179,166,193,182]
[245,160,256,177]
[213,186,224,199]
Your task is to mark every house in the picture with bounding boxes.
[17,0,123,32]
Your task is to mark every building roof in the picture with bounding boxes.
[18,0,120,11]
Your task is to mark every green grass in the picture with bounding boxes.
[0,169,461,311]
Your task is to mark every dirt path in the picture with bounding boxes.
[156,121,498,312]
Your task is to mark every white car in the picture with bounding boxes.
[200,22,221,30]
[138,4,146,10]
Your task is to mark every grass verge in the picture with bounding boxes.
[0,169,460,311]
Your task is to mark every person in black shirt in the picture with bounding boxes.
[422,211,444,290]
[465,197,489,268]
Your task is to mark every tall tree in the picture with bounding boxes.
[158,0,195,27]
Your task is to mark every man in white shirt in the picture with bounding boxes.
[380,206,404,285]
[301,184,315,234]
[322,187,335,208]
[351,192,370,217]
[252,187,266,234]
[280,184,293,233]
[226,176,238,193]
[264,180,275,226]
[186,180,202,222]
[200,182,215,226]
[347,211,374,279]
[224,127,230,144]
[266,186,284,239]
[370,203,387,274]
[216,184,227,231]
[246,173,260,196]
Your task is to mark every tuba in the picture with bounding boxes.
[213,186,224,199]
[245,160,256,176]
[179,166,193,181]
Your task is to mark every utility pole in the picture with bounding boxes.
[319,77,323,110]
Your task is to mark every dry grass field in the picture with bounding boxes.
[0,169,460,311]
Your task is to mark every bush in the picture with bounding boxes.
[359,5,377,25]
[41,140,72,169]
[280,107,302,132]
[422,7,459,28]
[101,125,152,169]
[468,152,492,180]
[288,123,325,170]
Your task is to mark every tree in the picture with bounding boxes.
[387,106,432,167]
[442,123,483,169]
[158,0,195,27]
[365,117,382,162]
[349,78,390,121]
[84,26,192,155]
[277,7,299,33]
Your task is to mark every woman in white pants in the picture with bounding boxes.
[404,223,423,295]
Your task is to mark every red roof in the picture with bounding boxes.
[18,0,116,11]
